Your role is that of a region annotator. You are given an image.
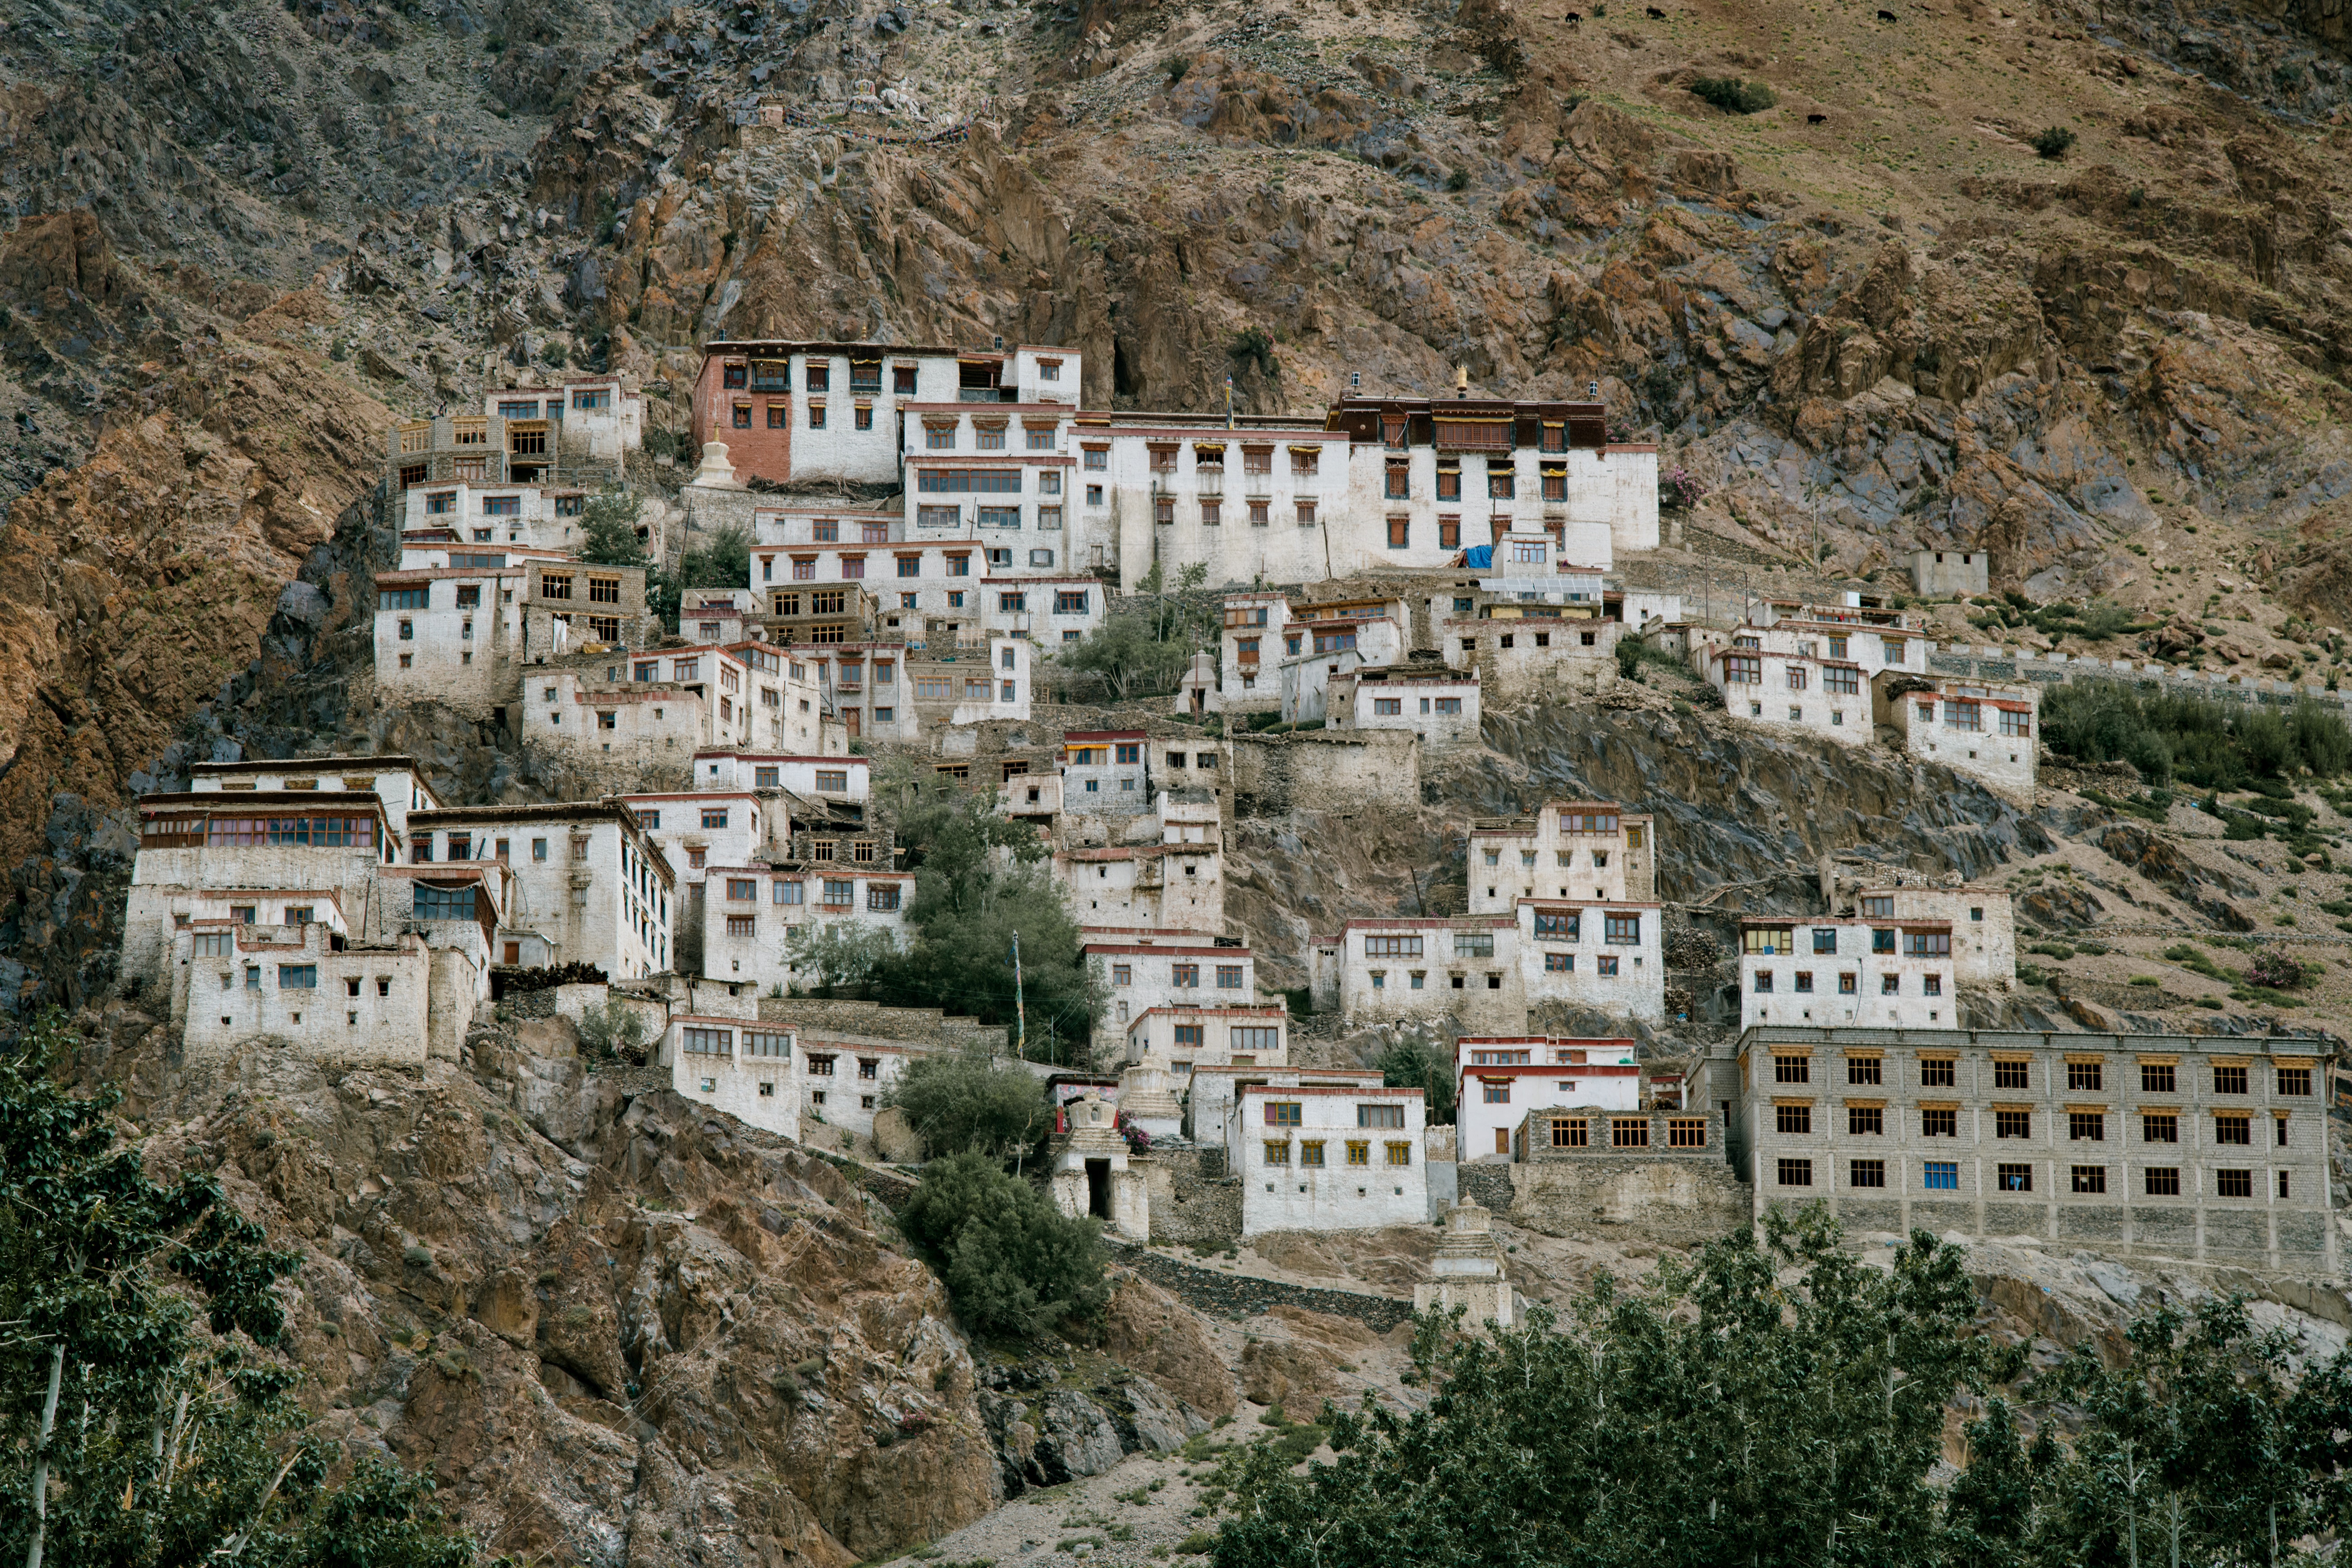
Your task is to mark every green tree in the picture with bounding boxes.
[1210,1207,2003,1568]
[1057,561,1219,702]
[864,783,1102,1063]
[784,920,900,992]
[883,1048,1057,1169]
[1373,1038,1456,1124]
[898,1151,1108,1338]
[577,483,648,567]
[0,1011,478,1568]
[576,997,648,1063]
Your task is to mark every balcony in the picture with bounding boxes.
[958,388,1016,403]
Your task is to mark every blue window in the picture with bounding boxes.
[774,881,804,905]
[1922,1161,1958,1191]
[382,588,429,610]
[1812,929,1837,954]
[277,964,317,989]
[425,491,456,514]
[413,885,477,920]
[483,495,522,516]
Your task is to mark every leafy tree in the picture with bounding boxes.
[1210,1207,2005,1568]
[0,1011,477,1568]
[1058,561,1220,702]
[578,483,648,567]
[1373,1038,1456,1125]
[784,920,900,992]
[677,522,751,592]
[576,997,648,1063]
[882,1048,1057,1169]
[861,780,1102,1064]
[898,1151,1108,1338]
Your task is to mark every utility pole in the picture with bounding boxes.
[1011,930,1026,1060]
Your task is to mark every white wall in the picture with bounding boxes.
[1468,805,1657,913]
[1881,681,2038,803]
[1237,1086,1429,1238]
[1331,673,1481,747]
[174,925,435,1066]
[691,751,869,802]
[1738,928,1956,1029]
[669,1016,802,1136]
[1455,1039,1640,1160]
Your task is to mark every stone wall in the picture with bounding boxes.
[757,995,1009,1051]
[1229,729,1421,818]
[1135,1145,1243,1249]
[1507,1155,1754,1247]
[1118,1247,1415,1333]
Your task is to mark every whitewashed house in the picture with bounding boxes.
[1455,1036,1641,1161]
[1236,1083,1428,1238]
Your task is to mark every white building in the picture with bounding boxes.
[1089,933,1257,1044]
[524,644,764,765]
[691,750,870,802]
[375,557,653,715]
[698,861,912,991]
[486,373,644,466]
[1321,903,1664,1031]
[1911,546,1990,597]
[1697,601,1929,750]
[1328,664,1481,747]
[1513,898,1666,1024]
[1123,1003,1288,1071]
[1092,421,1353,590]
[1467,802,1657,912]
[1738,914,1958,1029]
[1235,1083,1429,1238]
[1220,592,1291,713]
[622,793,776,886]
[669,1014,802,1133]
[1052,789,1224,933]
[171,923,450,1066]
[1455,1036,1641,1161]
[1876,675,2038,802]
[401,482,594,553]
[1851,884,2015,987]
[187,756,441,837]
[405,801,674,978]
[1273,596,1411,725]
[1060,730,1153,816]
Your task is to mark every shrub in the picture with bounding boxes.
[2040,681,2352,789]
[577,997,649,1064]
[2030,125,2076,158]
[1445,165,1470,192]
[1375,1037,1457,1123]
[1229,325,1278,377]
[2244,950,2310,990]
[885,1050,1057,1166]
[1657,466,1703,511]
[1690,76,1777,114]
[899,1151,1109,1338]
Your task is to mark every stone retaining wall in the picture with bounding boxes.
[1117,1248,1415,1333]
[1507,1155,1753,1247]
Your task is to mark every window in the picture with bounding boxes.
[1872,929,1897,954]
[1603,913,1640,945]
[1358,1103,1405,1129]
[278,964,318,989]
[1488,469,1515,500]
[1786,666,1809,691]
[1265,1102,1303,1126]
[1611,1117,1649,1149]
[1172,963,1200,988]
[1298,1140,1325,1167]
[1905,1160,1955,1193]
[1386,1142,1412,1167]
[1364,934,1422,958]
[1111,963,1131,985]
[1921,1057,1956,1087]
[822,879,854,905]
[1995,1163,2033,1193]
[1215,965,1244,989]
[1233,1027,1280,1052]
[1846,1056,1882,1086]
[2069,1165,2108,1194]
[1753,972,1775,994]
[733,405,752,429]
[2067,1060,2103,1091]
[1775,1103,1811,1135]
[1904,931,1951,958]
[1483,1082,1511,1105]
[2069,1112,2105,1142]
[2213,1113,2251,1146]
[773,880,803,905]
[1387,516,1409,549]
[383,588,429,610]
[868,885,901,912]
[1544,953,1572,972]
[1849,1159,1886,1188]
[1777,1158,1813,1187]
[2141,1111,2178,1143]
[1920,1107,1957,1138]
[726,878,758,901]
[815,769,849,792]
[1534,911,1577,939]
[1773,1055,1809,1084]
[2277,1065,2313,1096]
[1848,1105,1883,1135]
[2143,1166,2181,1196]
[2215,1168,2253,1198]
[1724,655,1761,683]
[1551,1118,1589,1148]
[2212,1063,2249,1095]
[413,885,476,921]
[1668,1118,1706,1148]
[1993,1059,2029,1090]
[1995,1109,2031,1139]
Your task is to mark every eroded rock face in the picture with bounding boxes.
[1103,1275,1237,1417]
[95,1026,1003,1568]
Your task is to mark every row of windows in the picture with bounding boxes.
[1544,1116,1709,1148]
[1379,465,1566,502]
[1769,1054,2304,1095]
[1363,915,1643,959]
[1165,1024,1282,1051]
[219,966,396,999]
[1777,1157,2291,1200]
[1261,1141,1414,1166]
[1369,695,1466,716]
[1725,657,1862,692]
[1107,962,1248,987]
[700,879,901,912]
[1265,1102,1406,1128]
[680,1027,797,1056]
[1148,446,1320,476]
[1770,1104,2293,1144]
[141,815,380,848]
[923,424,1061,452]
[1912,699,2032,736]
[1154,496,1319,528]
[1757,971,1944,996]
[1745,928,1950,956]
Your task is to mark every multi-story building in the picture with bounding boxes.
[1052,788,1223,932]
[1186,1063,1380,1149]
[1738,913,1960,1030]
[1122,1003,1289,1073]
[1845,884,2016,987]
[187,757,441,838]
[483,374,643,469]
[405,801,674,979]
[1456,1036,1642,1161]
[375,557,653,715]
[697,859,912,992]
[401,481,592,553]
[1089,932,1256,1042]
[1219,592,1291,712]
[1327,663,1482,747]
[1319,903,1665,1029]
[668,1015,801,1135]
[524,643,772,765]
[1694,601,1929,749]
[1091,417,1353,589]
[1731,1027,2337,1273]
[171,924,454,1066]
[1235,1082,1429,1237]
[1466,802,1657,912]
[690,750,870,802]
[1061,729,1153,815]
[1875,674,2039,802]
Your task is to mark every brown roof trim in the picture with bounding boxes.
[190,756,423,776]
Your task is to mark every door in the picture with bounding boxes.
[845,707,861,739]
[502,942,520,965]
[1085,1158,1111,1220]
[1496,1128,1509,1154]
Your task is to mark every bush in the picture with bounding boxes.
[2030,125,2077,159]
[1376,1037,1457,1123]
[1657,466,1703,511]
[2243,949,2310,990]
[577,998,649,1064]
[899,1151,1108,1338]
[2040,681,2352,789]
[1690,76,1777,114]
[495,959,609,993]
[1229,326,1278,377]
[884,1049,1057,1166]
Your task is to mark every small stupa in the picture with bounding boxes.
[1412,1197,1517,1332]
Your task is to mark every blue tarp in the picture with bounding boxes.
[1460,545,1493,569]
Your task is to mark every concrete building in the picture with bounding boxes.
[187,757,441,837]
[1089,418,1351,590]
[1327,663,1482,746]
[405,801,674,978]
[1321,903,1665,1030]
[1061,730,1153,816]
[401,480,593,553]
[375,558,654,716]
[697,860,912,992]
[1911,547,1990,598]
[1511,897,1666,1025]
[1739,912,1960,1030]
[1187,1063,1383,1150]
[1466,802,1657,913]
[1457,1036,1641,1161]
[1219,592,1290,712]
[1731,1027,2338,1273]
[1876,674,2038,803]
[524,643,764,767]
[1123,1004,1288,1073]
[1236,1082,1428,1238]
[669,1014,801,1135]
[1846,884,2015,988]
[1052,788,1224,933]
[1694,601,1929,750]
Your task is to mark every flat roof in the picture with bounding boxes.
[1736,1026,2333,1056]
[191,756,422,776]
